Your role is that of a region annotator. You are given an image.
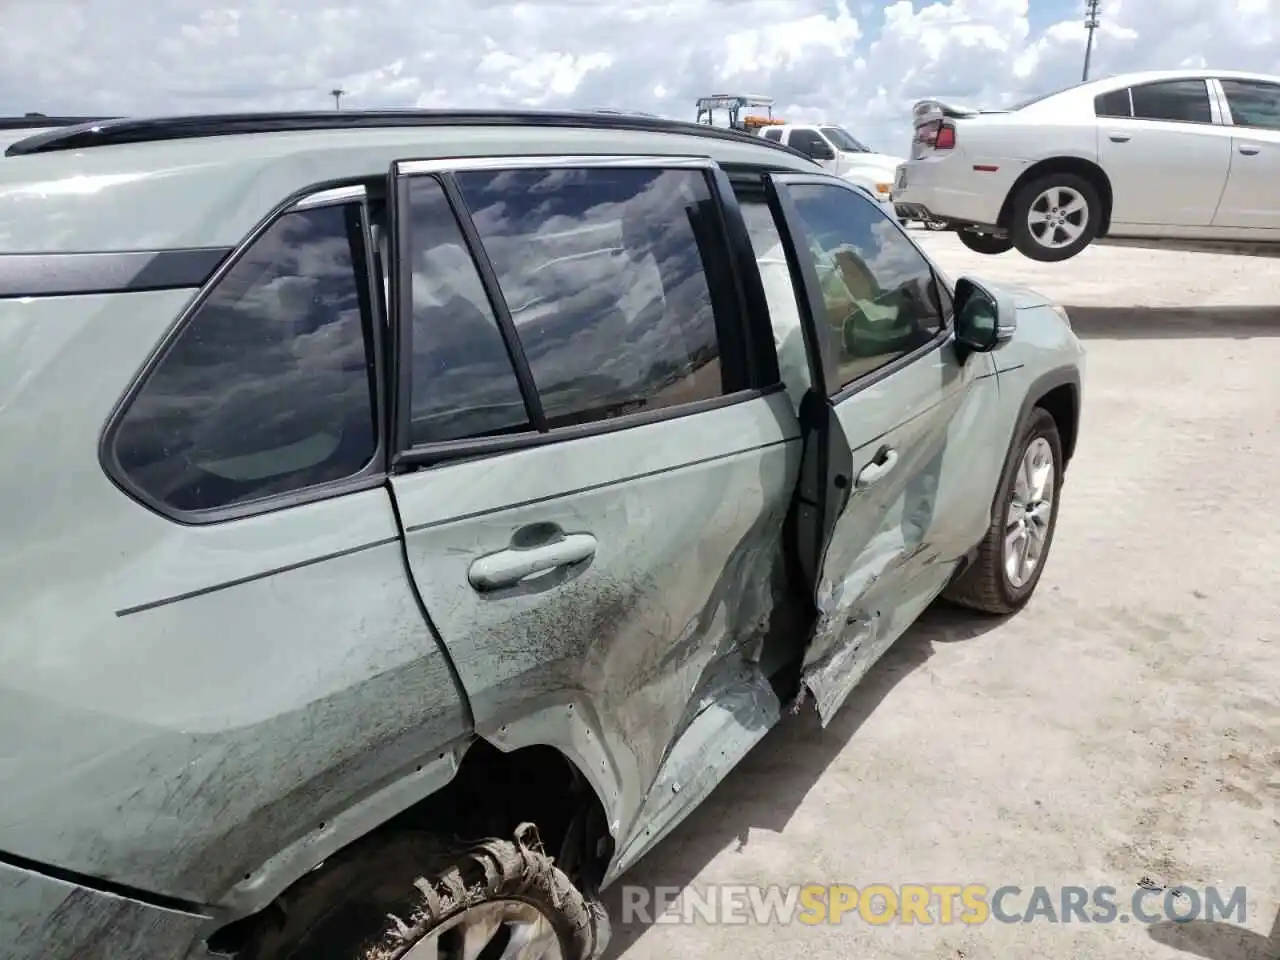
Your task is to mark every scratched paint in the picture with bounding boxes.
[391,390,803,860]
[0,863,208,960]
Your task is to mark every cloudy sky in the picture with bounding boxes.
[2,0,1277,155]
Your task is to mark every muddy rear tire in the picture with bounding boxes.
[241,824,608,960]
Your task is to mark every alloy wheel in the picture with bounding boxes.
[403,900,563,960]
[1026,186,1089,251]
[1004,437,1055,589]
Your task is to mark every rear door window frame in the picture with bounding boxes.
[386,154,780,470]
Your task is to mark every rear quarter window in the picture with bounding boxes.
[1094,89,1131,118]
[108,201,379,515]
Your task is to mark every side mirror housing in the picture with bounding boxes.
[953,276,1016,352]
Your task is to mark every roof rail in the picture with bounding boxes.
[0,114,119,132]
[3,108,813,162]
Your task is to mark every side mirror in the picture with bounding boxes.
[953,276,1016,352]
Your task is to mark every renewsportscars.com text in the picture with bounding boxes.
[619,883,1248,926]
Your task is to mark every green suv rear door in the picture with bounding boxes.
[383,154,800,862]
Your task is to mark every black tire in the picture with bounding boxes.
[956,229,1014,255]
[241,824,608,960]
[943,407,1064,615]
[1009,172,1101,262]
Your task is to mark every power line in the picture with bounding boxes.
[1082,0,1100,81]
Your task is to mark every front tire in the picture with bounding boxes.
[944,407,1063,615]
[956,229,1014,255]
[242,824,607,960]
[1009,173,1101,262]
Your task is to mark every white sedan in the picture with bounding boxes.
[891,68,1280,262]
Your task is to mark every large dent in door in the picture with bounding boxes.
[799,609,879,724]
[796,540,893,726]
[797,455,943,725]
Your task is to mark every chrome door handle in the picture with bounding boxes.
[468,533,597,591]
[1108,133,1131,143]
[1239,144,1261,156]
[855,447,899,488]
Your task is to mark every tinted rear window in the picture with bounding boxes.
[1219,79,1280,130]
[453,166,733,429]
[111,202,378,514]
[1130,80,1212,123]
[1094,89,1131,118]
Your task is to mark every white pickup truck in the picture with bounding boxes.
[758,122,906,222]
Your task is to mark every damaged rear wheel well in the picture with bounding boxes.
[392,740,614,888]
[206,740,612,957]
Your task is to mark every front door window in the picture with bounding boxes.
[783,183,945,391]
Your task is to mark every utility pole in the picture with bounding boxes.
[330,88,345,111]
[1082,0,1100,81]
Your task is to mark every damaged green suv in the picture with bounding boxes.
[0,108,1083,959]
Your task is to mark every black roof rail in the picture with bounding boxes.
[586,107,663,119]
[4,108,814,163]
[0,114,119,132]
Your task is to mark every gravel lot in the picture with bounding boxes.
[605,234,1280,960]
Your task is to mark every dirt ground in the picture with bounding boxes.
[603,234,1280,960]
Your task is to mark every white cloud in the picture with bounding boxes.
[0,0,1276,157]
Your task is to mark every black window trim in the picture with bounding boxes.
[0,246,231,300]
[98,179,391,526]
[708,164,781,389]
[1125,78,1221,127]
[386,153,769,472]
[439,172,549,434]
[763,171,954,403]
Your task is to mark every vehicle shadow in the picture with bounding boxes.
[1062,304,1280,340]
[598,600,1007,959]
[1145,903,1280,960]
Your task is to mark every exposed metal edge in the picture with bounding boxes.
[0,849,210,916]
[291,183,367,210]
